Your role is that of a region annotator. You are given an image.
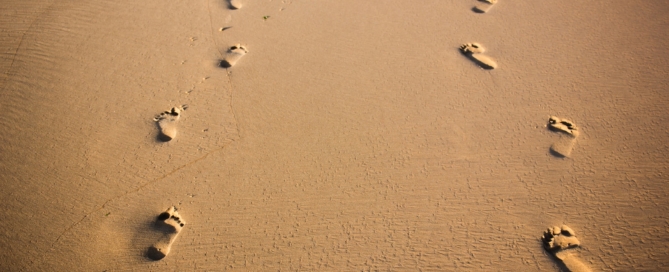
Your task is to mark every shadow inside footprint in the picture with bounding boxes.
[543,248,572,272]
[227,0,242,10]
[146,246,166,261]
[472,6,486,13]
[464,53,496,70]
[549,148,568,158]
[473,0,496,13]
[219,59,232,68]
[155,123,173,142]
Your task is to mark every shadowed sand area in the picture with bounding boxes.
[473,0,498,13]
[1,0,669,271]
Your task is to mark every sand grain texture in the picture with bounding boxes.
[1,0,669,271]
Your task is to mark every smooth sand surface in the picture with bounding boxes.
[1,0,669,270]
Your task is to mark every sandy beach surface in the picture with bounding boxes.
[1,0,669,271]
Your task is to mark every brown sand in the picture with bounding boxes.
[1,0,669,271]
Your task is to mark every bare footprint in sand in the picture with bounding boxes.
[220,44,248,68]
[548,116,580,157]
[542,225,592,272]
[459,43,498,69]
[473,0,498,13]
[154,105,188,142]
[147,206,186,260]
[228,0,242,10]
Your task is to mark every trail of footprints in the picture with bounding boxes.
[146,1,249,260]
[145,1,589,269]
[463,2,590,271]
[460,0,498,70]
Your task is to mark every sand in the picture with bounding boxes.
[1,0,669,271]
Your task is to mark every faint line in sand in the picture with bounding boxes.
[49,144,226,247]
[29,143,231,270]
[1,1,57,88]
[49,70,242,252]
[48,78,241,257]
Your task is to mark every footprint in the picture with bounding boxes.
[547,116,580,157]
[220,44,248,68]
[541,225,593,272]
[228,0,242,10]
[459,43,498,69]
[147,206,186,260]
[154,105,188,142]
[542,225,580,251]
[473,0,498,13]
